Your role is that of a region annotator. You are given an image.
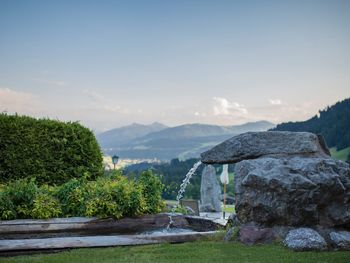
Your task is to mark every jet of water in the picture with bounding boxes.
[167,161,202,229]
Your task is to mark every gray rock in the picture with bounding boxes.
[234,157,350,227]
[200,165,221,212]
[201,131,330,164]
[227,213,240,227]
[239,224,276,245]
[330,231,350,250]
[284,228,327,251]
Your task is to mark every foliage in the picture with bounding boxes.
[271,98,350,151]
[4,178,38,218]
[56,178,87,217]
[0,113,103,184]
[138,171,165,213]
[31,192,62,219]
[0,191,16,220]
[2,241,349,263]
[85,176,146,219]
[0,171,163,220]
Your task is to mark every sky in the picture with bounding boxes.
[0,0,349,132]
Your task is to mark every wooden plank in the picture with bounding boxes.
[0,231,218,252]
[0,235,157,251]
[0,217,96,225]
[0,214,189,235]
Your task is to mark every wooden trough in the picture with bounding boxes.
[0,214,222,255]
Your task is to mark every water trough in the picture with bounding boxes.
[0,213,223,255]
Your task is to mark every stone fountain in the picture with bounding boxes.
[201,131,350,250]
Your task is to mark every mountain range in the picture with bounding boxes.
[97,120,275,160]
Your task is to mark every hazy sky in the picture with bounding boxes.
[1,0,349,132]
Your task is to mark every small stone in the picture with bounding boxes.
[284,228,327,251]
[330,231,350,250]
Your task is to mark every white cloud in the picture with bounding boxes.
[0,88,39,114]
[213,97,248,116]
[269,99,282,105]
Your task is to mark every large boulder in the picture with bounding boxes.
[200,165,221,212]
[201,131,330,164]
[234,157,350,227]
[284,228,327,251]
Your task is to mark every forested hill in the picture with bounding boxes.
[270,98,350,150]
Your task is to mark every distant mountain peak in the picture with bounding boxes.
[97,120,275,160]
[150,121,168,128]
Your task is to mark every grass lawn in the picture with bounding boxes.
[1,241,349,263]
[330,146,350,161]
[222,205,235,213]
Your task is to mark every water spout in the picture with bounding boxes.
[167,161,202,229]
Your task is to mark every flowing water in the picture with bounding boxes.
[167,161,202,229]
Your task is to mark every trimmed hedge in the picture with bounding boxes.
[0,113,103,184]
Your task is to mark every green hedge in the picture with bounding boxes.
[0,171,165,220]
[0,113,103,184]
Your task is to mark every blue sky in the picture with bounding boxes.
[1,0,349,132]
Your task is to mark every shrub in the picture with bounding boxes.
[0,192,16,220]
[31,192,62,219]
[0,113,103,184]
[85,177,146,219]
[56,178,87,217]
[5,178,38,218]
[0,173,163,220]
[138,171,165,214]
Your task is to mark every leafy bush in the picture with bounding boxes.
[0,113,103,184]
[56,178,87,217]
[31,192,62,219]
[85,177,145,219]
[0,171,164,220]
[138,171,165,214]
[4,178,38,218]
[0,192,16,220]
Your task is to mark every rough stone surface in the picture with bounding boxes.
[227,213,239,227]
[239,224,276,245]
[330,231,350,250]
[201,131,330,164]
[234,157,350,227]
[200,165,221,212]
[284,228,327,251]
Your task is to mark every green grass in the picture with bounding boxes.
[1,241,349,263]
[222,205,235,213]
[330,146,350,161]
